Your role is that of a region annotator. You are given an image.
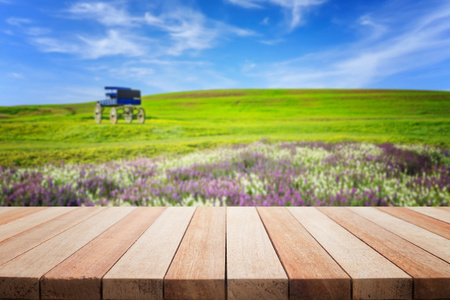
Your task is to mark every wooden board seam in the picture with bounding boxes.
[1,208,76,243]
[353,208,450,266]
[318,207,450,300]
[318,208,418,280]
[255,208,290,293]
[0,208,105,267]
[98,209,166,300]
[162,207,198,300]
[225,206,228,300]
[285,208,357,298]
[39,208,136,296]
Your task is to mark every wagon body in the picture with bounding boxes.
[94,87,145,124]
[98,98,141,106]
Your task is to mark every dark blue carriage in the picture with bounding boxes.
[94,87,145,124]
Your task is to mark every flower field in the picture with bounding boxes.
[1,141,449,207]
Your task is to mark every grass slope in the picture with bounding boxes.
[1,89,449,167]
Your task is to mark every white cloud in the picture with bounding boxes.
[261,17,270,25]
[106,59,238,93]
[77,30,145,59]
[145,9,218,55]
[66,2,138,27]
[6,17,32,27]
[29,1,255,59]
[227,0,264,9]
[6,18,51,36]
[227,0,327,29]
[32,30,146,59]
[26,27,51,36]
[260,38,284,45]
[134,59,207,66]
[144,8,255,55]
[32,37,80,54]
[242,61,256,72]
[357,15,388,41]
[9,73,23,79]
[255,1,450,88]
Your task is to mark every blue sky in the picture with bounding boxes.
[1,0,450,105]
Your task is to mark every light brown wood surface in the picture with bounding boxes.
[0,207,75,242]
[377,207,450,239]
[227,207,288,300]
[258,207,350,300]
[0,206,19,218]
[0,207,103,266]
[103,207,196,300]
[0,207,47,225]
[41,207,165,300]
[408,207,450,223]
[0,207,448,300]
[350,207,450,264]
[290,207,412,300]
[438,207,450,213]
[0,207,135,300]
[319,207,450,300]
[164,207,226,300]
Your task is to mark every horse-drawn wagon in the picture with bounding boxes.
[94,86,145,124]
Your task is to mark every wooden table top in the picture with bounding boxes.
[0,206,448,300]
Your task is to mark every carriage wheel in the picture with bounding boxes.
[124,107,133,123]
[110,107,118,124]
[94,103,102,124]
[137,108,145,124]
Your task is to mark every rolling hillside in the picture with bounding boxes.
[0,89,449,167]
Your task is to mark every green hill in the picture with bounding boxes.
[1,89,449,167]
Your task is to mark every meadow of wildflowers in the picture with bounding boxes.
[1,141,449,207]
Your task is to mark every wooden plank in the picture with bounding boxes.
[0,207,135,300]
[377,207,450,239]
[41,207,165,300]
[289,207,411,300]
[0,207,47,225]
[408,207,450,223]
[103,207,195,300]
[164,207,225,300]
[227,207,288,300]
[258,207,350,300]
[0,207,19,217]
[0,207,75,242]
[319,207,450,300]
[351,207,450,264]
[0,207,104,266]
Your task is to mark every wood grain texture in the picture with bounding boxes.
[258,207,350,300]
[350,207,450,264]
[289,207,411,300]
[0,207,104,266]
[227,207,288,300]
[41,207,165,300]
[103,207,195,300]
[377,207,450,239]
[0,207,47,225]
[408,207,450,223]
[164,207,225,300]
[0,207,76,242]
[0,207,19,217]
[319,207,450,300]
[0,207,135,300]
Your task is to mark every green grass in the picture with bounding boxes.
[1,89,449,167]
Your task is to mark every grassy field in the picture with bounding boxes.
[1,89,449,167]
